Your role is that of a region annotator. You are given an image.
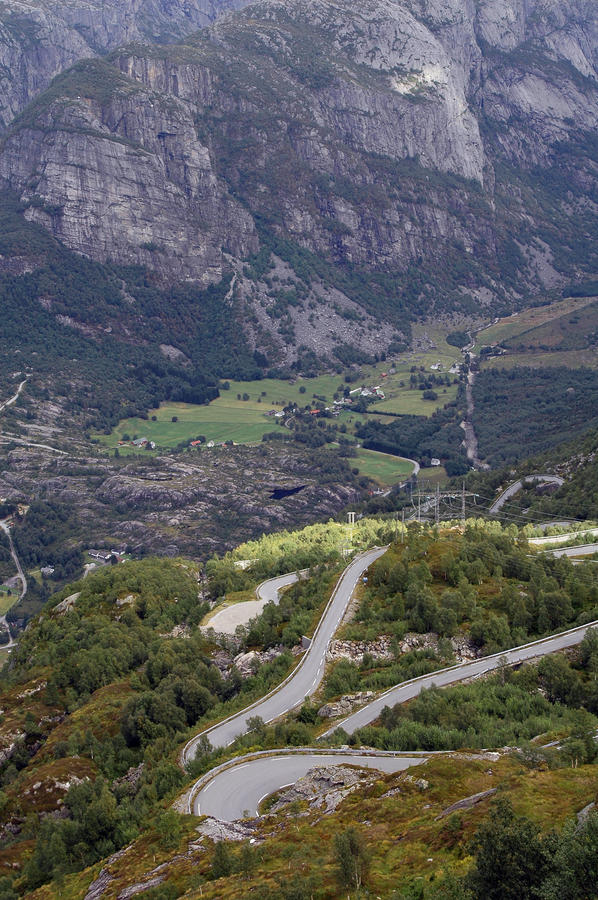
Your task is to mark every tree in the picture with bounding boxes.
[154,810,182,851]
[465,798,552,900]
[333,827,370,890]
[540,811,598,900]
[211,840,233,878]
[238,841,256,879]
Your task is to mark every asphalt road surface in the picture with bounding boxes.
[182,547,386,763]
[202,572,300,635]
[194,752,424,819]
[545,543,598,558]
[489,475,564,515]
[529,528,598,546]
[322,620,598,738]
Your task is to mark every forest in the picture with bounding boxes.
[0,191,262,431]
[355,400,468,474]
[472,367,598,466]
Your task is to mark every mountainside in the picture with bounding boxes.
[0,0,252,131]
[1,0,598,347]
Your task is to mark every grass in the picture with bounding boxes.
[418,465,449,485]
[0,590,17,615]
[97,340,462,451]
[99,399,280,448]
[353,449,415,485]
[44,754,598,900]
[472,296,598,351]
[482,348,598,370]
[473,295,598,372]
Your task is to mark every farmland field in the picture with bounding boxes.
[98,336,462,451]
[0,590,17,615]
[474,297,596,353]
[353,449,416,485]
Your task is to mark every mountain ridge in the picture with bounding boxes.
[1,0,597,345]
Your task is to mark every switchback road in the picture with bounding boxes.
[322,620,598,738]
[202,571,302,635]
[489,475,564,515]
[193,750,425,819]
[188,618,598,818]
[182,547,386,764]
[181,546,598,822]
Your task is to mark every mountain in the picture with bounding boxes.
[1,0,598,360]
[0,0,252,131]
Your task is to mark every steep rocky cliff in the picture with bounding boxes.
[1,0,598,347]
[0,0,251,130]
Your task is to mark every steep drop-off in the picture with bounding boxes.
[0,0,252,130]
[1,0,597,330]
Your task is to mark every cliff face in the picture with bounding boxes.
[1,0,598,322]
[0,0,250,131]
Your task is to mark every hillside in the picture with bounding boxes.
[0,523,596,897]
[0,0,597,364]
[0,0,251,131]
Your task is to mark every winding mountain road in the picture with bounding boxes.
[529,528,598,547]
[182,543,598,820]
[188,619,598,819]
[321,620,598,738]
[543,543,598,559]
[202,571,303,636]
[489,475,564,515]
[182,547,386,764]
[193,750,425,819]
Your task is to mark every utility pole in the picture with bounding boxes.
[435,483,440,525]
[401,508,405,543]
[462,480,466,520]
[347,511,355,548]
[417,492,421,523]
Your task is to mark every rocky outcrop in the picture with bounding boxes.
[267,764,378,814]
[436,787,497,819]
[0,443,364,560]
[1,0,598,316]
[194,816,258,841]
[0,61,257,284]
[0,0,252,131]
[327,632,479,665]
[232,644,302,678]
[317,691,376,718]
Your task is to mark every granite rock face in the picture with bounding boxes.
[1,0,598,311]
[0,0,251,130]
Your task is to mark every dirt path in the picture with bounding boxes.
[460,370,489,470]
[0,377,27,415]
[0,520,25,648]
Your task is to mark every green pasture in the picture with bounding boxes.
[0,590,17,615]
[482,348,598,371]
[472,296,597,354]
[97,326,463,450]
[98,398,284,449]
[353,449,415,485]
[371,383,458,415]
[418,465,448,485]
